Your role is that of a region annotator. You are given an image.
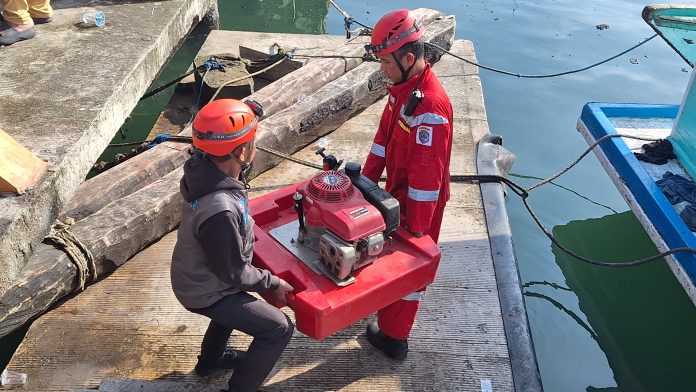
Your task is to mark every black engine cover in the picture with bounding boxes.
[344,162,400,235]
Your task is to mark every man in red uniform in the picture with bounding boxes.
[362,9,453,360]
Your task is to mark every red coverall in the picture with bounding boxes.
[363,64,453,340]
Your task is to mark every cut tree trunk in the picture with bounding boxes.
[0,168,184,338]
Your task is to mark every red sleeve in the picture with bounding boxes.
[405,108,452,233]
[362,101,392,183]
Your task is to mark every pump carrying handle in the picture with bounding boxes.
[315,147,343,170]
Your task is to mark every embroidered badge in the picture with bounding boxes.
[416,126,433,146]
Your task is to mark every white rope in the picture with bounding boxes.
[45,218,97,292]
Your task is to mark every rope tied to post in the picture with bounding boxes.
[44,218,97,292]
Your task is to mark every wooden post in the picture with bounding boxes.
[0,128,48,194]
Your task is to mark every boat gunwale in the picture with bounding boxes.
[578,102,696,304]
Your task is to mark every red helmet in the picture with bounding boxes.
[192,99,262,156]
[365,9,424,56]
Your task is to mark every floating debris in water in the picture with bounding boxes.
[630,58,639,65]
[682,68,690,73]
[684,38,694,45]
[596,24,609,30]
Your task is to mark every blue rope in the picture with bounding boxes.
[185,59,226,126]
[201,59,226,72]
[145,133,172,149]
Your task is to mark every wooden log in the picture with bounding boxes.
[0,14,456,338]
[0,168,184,338]
[251,15,456,176]
[60,141,190,222]
[246,8,446,116]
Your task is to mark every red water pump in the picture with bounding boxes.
[250,149,439,339]
[293,171,381,279]
[292,150,400,280]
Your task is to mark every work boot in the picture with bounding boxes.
[194,348,246,377]
[366,322,408,360]
[0,25,36,46]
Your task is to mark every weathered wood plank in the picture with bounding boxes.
[59,142,190,222]
[0,128,48,194]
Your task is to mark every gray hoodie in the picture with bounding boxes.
[171,152,280,309]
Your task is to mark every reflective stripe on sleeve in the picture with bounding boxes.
[402,291,424,301]
[370,143,386,158]
[408,186,440,202]
[399,106,449,128]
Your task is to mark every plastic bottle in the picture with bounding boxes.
[1,368,27,389]
[317,137,329,149]
[82,11,106,27]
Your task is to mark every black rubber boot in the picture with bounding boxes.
[195,348,246,377]
[366,322,408,360]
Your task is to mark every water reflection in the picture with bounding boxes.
[550,211,696,391]
[220,0,329,34]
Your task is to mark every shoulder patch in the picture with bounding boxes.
[416,126,433,146]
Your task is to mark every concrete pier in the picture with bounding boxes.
[6,35,540,391]
[0,0,217,294]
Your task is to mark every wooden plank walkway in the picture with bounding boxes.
[7,39,515,391]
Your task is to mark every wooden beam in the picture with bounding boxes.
[0,128,48,194]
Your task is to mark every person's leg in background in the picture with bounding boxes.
[1,0,32,27]
[0,0,36,45]
[27,0,51,23]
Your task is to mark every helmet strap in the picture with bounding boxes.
[230,143,253,189]
[239,162,253,189]
[392,52,415,85]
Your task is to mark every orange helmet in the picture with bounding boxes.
[365,9,424,56]
[192,99,263,156]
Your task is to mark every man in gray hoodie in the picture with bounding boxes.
[171,99,295,392]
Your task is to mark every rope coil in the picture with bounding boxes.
[44,218,97,292]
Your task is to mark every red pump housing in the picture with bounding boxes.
[250,175,441,340]
[299,170,385,242]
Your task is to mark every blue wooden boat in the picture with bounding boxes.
[577,5,696,304]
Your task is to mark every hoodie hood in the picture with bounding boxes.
[180,151,246,202]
